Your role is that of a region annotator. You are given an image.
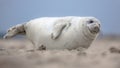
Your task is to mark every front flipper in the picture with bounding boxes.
[51,20,71,40]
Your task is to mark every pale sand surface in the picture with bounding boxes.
[0,38,120,68]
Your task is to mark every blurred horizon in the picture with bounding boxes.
[0,0,120,35]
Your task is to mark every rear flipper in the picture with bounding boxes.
[3,24,25,39]
[51,19,71,40]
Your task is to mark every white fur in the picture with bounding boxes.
[4,16,101,50]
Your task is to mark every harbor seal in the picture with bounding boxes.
[3,16,101,50]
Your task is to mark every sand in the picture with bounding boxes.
[0,38,120,68]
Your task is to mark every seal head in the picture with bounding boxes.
[80,17,101,41]
[86,17,100,34]
[82,17,100,34]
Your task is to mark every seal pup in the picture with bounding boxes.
[3,16,101,50]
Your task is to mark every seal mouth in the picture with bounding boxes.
[88,26,100,34]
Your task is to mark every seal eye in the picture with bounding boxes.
[88,20,94,24]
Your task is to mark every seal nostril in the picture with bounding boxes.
[94,26,98,30]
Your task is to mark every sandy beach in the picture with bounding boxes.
[0,37,120,68]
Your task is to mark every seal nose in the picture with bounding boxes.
[93,26,100,32]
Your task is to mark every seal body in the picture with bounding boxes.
[4,16,101,50]
[24,16,100,50]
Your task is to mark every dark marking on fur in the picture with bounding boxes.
[38,45,46,50]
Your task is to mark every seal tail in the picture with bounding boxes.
[3,23,26,39]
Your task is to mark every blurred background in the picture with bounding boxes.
[0,1,120,68]
[0,0,120,38]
